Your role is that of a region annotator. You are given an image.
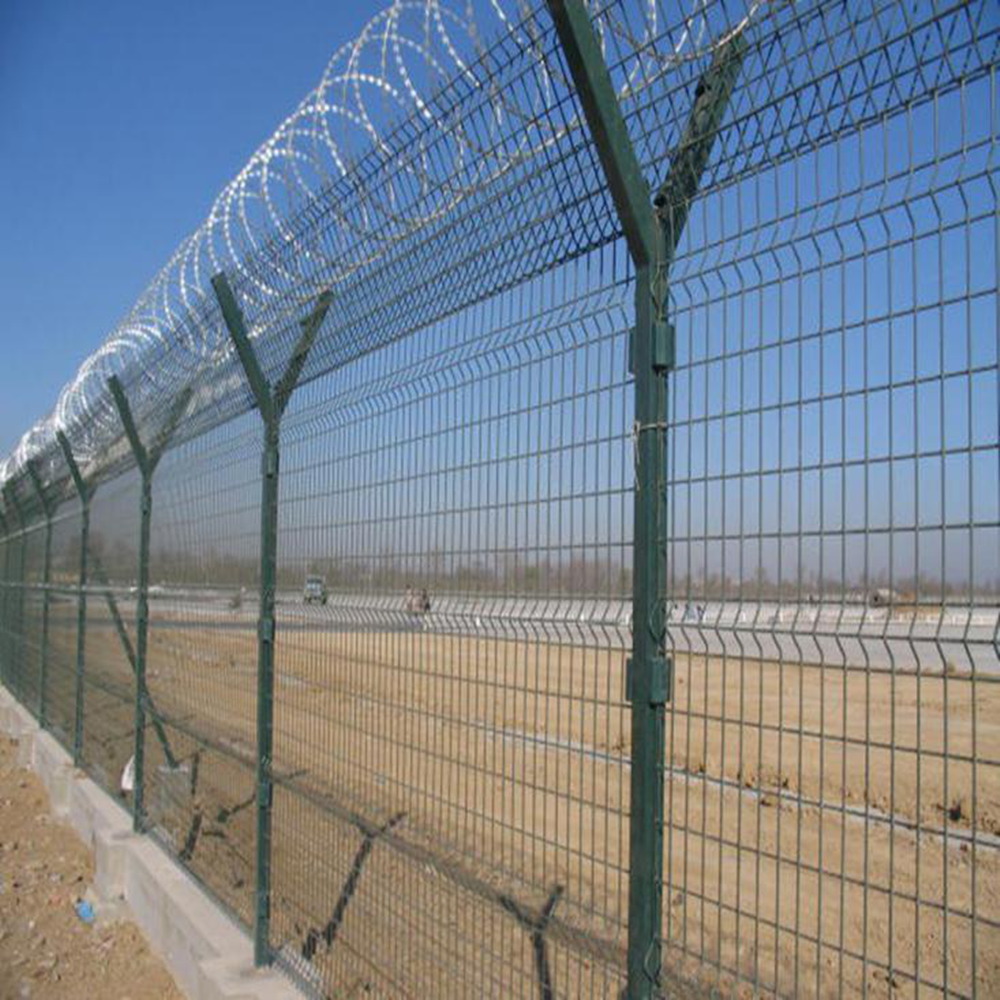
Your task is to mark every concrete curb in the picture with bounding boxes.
[0,686,304,1000]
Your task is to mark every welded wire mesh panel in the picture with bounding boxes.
[0,532,13,692]
[44,499,83,752]
[0,495,33,706]
[0,527,21,699]
[16,518,48,719]
[0,0,996,997]
[3,527,22,702]
[266,246,636,997]
[646,1,1000,997]
[3,482,46,713]
[77,469,142,796]
[141,412,264,929]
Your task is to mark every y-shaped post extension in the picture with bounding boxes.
[107,377,191,831]
[547,2,745,994]
[212,272,331,966]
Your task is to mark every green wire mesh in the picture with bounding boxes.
[0,1,997,997]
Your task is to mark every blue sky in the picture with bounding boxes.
[1,0,996,595]
[0,0,381,458]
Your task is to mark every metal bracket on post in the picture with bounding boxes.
[625,656,672,706]
[211,271,331,968]
[628,321,675,375]
[108,375,190,832]
[57,430,91,767]
[546,3,745,996]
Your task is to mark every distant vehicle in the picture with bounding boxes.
[303,575,328,605]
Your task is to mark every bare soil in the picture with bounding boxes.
[0,735,181,1000]
[38,605,1000,998]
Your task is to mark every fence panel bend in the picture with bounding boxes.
[0,1,997,998]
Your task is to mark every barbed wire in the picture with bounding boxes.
[0,0,778,495]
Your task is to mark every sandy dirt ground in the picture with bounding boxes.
[32,605,1000,998]
[0,734,181,1000]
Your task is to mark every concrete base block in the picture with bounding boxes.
[124,838,219,996]
[199,957,306,1000]
[95,826,136,900]
[0,691,37,767]
[0,686,15,729]
[123,840,301,999]
[30,730,74,819]
[5,697,36,741]
[0,684,304,999]
[68,767,132,852]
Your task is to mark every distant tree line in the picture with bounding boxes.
[47,534,999,603]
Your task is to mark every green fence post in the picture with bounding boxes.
[546,3,744,995]
[57,432,91,767]
[108,376,154,831]
[108,375,190,832]
[28,461,55,728]
[211,271,331,967]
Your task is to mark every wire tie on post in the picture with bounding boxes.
[632,420,669,490]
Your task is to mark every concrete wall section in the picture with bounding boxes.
[0,684,304,1000]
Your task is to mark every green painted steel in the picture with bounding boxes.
[547,3,743,994]
[0,499,11,695]
[2,494,13,698]
[1,504,14,697]
[0,6,994,996]
[0,509,9,691]
[211,271,331,967]
[546,5,663,992]
[107,374,189,831]
[3,484,26,705]
[109,373,152,831]
[651,36,746,255]
[57,430,91,767]
[545,0,656,270]
[28,461,55,727]
[13,490,28,706]
[134,472,153,831]
[87,546,179,766]
[1,494,12,696]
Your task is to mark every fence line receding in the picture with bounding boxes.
[0,1,997,997]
